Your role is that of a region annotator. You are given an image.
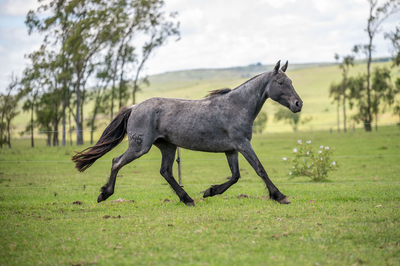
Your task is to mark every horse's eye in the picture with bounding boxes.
[278,80,283,85]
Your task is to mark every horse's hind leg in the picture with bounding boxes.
[98,146,149,203]
[154,140,195,206]
[203,151,240,198]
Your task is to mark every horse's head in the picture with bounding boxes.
[267,60,303,113]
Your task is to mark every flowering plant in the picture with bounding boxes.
[283,140,339,182]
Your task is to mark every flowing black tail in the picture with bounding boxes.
[72,106,133,172]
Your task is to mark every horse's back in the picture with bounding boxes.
[128,97,241,152]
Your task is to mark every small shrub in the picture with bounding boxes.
[283,140,339,182]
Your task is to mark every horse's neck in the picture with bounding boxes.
[234,72,270,120]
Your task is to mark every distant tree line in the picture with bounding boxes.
[0,0,179,148]
[330,0,400,132]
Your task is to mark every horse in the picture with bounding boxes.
[72,60,303,206]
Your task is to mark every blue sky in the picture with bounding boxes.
[0,0,399,92]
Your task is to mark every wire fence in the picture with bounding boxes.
[0,154,399,164]
[4,121,400,135]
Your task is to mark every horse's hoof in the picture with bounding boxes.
[185,201,196,207]
[279,197,291,204]
[97,193,105,203]
[203,188,211,198]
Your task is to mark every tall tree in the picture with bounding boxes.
[20,47,47,147]
[0,74,20,148]
[385,25,400,66]
[371,66,395,130]
[333,53,354,133]
[274,107,312,132]
[252,111,268,134]
[354,0,400,131]
[131,7,180,105]
[329,82,342,133]
[26,0,74,147]
[385,24,400,122]
[87,56,112,144]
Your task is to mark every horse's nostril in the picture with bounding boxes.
[295,101,300,107]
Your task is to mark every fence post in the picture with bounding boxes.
[176,147,182,186]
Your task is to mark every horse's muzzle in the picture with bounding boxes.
[291,99,303,113]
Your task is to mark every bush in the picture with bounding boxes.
[283,140,339,182]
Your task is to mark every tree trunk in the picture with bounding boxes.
[365,17,373,133]
[75,77,84,145]
[62,92,66,147]
[6,119,11,148]
[30,102,34,148]
[53,123,59,146]
[336,103,340,133]
[342,78,347,133]
[90,128,94,145]
[46,132,51,147]
[364,122,372,132]
[68,110,72,146]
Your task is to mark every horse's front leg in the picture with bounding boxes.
[238,140,290,204]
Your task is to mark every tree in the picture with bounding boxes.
[20,47,47,148]
[385,24,400,123]
[0,74,20,148]
[274,107,312,132]
[385,24,400,66]
[35,93,55,146]
[331,53,354,133]
[354,0,400,131]
[329,82,341,133]
[252,111,268,134]
[87,56,112,144]
[26,0,74,147]
[371,66,395,130]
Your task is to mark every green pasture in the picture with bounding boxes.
[1,127,400,265]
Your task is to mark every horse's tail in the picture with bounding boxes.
[72,106,133,172]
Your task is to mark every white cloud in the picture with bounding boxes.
[0,0,39,16]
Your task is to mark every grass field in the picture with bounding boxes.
[1,126,400,265]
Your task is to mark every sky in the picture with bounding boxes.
[0,0,399,93]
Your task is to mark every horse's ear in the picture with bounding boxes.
[281,60,288,72]
[273,60,281,74]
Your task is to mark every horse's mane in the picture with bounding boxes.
[204,88,232,98]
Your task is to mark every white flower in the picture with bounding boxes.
[298,140,302,144]
[293,166,295,168]
[320,157,323,161]
[325,146,329,150]
[283,157,287,161]
[318,151,322,154]
[311,162,314,165]
[306,141,311,144]
[307,165,310,168]
[303,159,305,162]
[332,161,336,165]
[293,148,297,153]
[289,172,292,175]
[320,145,324,149]
[306,151,309,155]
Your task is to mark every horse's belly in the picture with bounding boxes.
[163,128,235,152]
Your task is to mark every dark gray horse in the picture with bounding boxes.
[72,60,303,206]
